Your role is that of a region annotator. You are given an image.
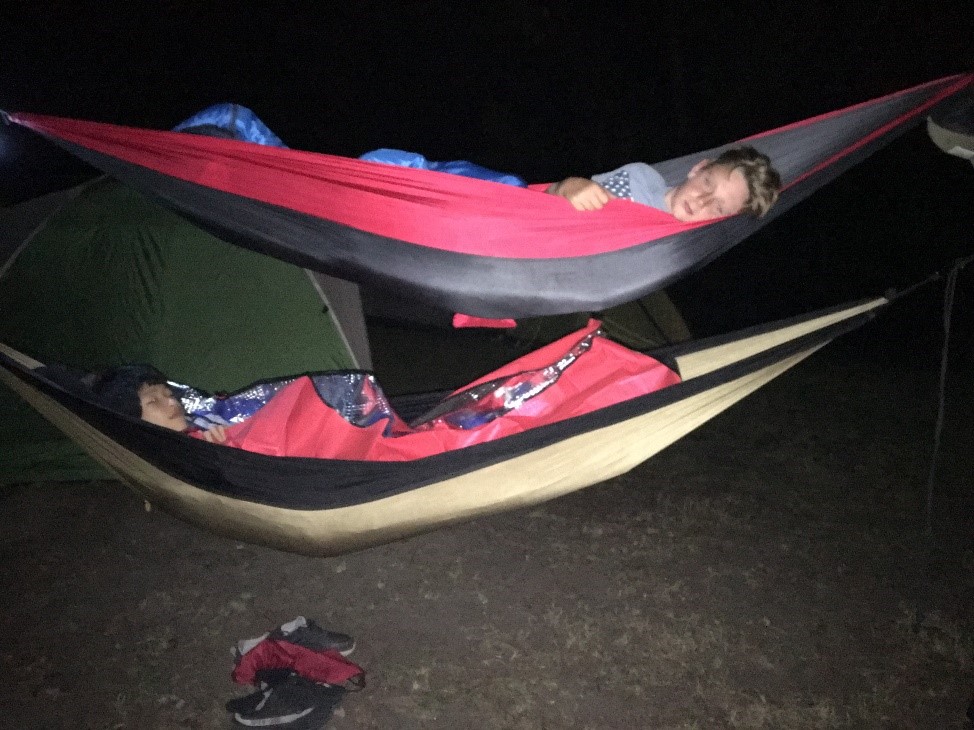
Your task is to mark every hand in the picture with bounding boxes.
[547,177,616,211]
[199,424,228,444]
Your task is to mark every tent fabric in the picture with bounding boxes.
[0,180,356,389]
[6,73,971,317]
[599,290,692,349]
[0,179,358,485]
[0,296,886,556]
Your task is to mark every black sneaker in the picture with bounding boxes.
[272,617,356,657]
[229,672,345,729]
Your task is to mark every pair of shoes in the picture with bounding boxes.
[227,671,345,729]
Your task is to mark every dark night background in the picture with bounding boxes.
[4,2,973,350]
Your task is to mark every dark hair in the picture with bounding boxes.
[90,364,169,418]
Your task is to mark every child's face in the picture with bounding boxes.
[138,383,187,431]
[667,162,750,222]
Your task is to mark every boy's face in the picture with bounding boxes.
[666,161,750,222]
[138,383,187,431]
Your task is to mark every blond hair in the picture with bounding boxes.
[706,146,781,217]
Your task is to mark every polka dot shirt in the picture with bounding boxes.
[591,163,669,211]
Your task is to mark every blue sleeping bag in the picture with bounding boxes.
[173,105,525,186]
[173,103,288,148]
[359,148,527,187]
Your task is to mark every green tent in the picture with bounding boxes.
[0,178,369,484]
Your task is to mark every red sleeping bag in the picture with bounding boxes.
[204,321,681,460]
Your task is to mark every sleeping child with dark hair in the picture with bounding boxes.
[90,364,230,444]
[89,363,408,453]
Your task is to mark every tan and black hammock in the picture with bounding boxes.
[0,297,886,556]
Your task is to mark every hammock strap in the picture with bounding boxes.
[924,254,973,536]
[911,255,971,636]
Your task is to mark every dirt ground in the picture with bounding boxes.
[2,345,973,729]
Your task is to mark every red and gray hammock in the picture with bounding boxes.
[5,73,971,318]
